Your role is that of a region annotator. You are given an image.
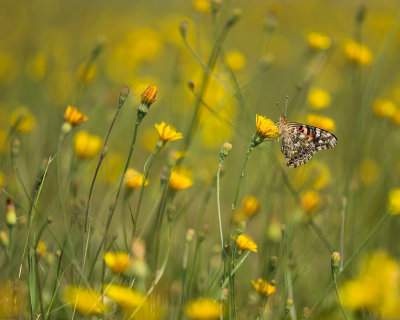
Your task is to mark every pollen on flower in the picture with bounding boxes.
[306,114,336,132]
[344,39,373,65]
[64,285,109,315]
[251,278,276,297]
[307,32,331,50]
[64,105,88,127]
[308,87,331,110]
[103,251,131,274]
[236,233,258,252]
[124,168,149,189]
[155,121,183,143]
[169,166,193,191]
[185,298,221,320]
[255,114,279,139]
[74,131,102,159]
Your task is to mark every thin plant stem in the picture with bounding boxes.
[332,273,349,320]
[216,160,224,251]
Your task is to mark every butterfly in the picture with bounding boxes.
[278,115,338,168]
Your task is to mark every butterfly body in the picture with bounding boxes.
[278,115,338,168]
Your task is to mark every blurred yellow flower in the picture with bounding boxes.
[226,50,246,71]
[388,188,400,215]
[104,252,131,274]
[141,127,159,152]
[237,234,258,252]
[341,251,400,318]
[26,52,47,81]
[192,0,211,13]
[64,285,109,315]
[185,298,221,320]
[251,278,276,297]
[241,195,260,218]
[256,114,279,139]
[300,190,320,214]
[102,152,123,184]
[77,62,97,84]
[155,121,183,143]
[169,166,193,190]
[391,109,400,125]
[373,99,397,118]
[359,158,379,186]
[74,131,102,159]
[308,87,331,110]
[344,39,373,66]
[64,105,88,127]
[0,171,4,186]
[293,161,332,190]
[103,284,145,308]
[0,281,27,318]
[124,168,149,190]
[306,114,336,132]
[0,51,17,84]
[36,241,47,258]
[9,107,36,133]
[307,32,331,50]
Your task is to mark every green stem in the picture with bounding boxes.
[216,160,224,251]
[332,273,348,320]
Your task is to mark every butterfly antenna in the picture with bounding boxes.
[285,95,289,117]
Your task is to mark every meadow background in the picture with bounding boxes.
[1,0,400,319]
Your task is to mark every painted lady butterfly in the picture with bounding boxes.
[278,115,338,168]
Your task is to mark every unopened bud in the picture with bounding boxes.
[186,228,195,242]
[187,80,195,91]
[141,85,158,106]
[221,288,229,301]
[269,255,278,273]
[11,138,20,159]
[179,21,188,38]
[285,299,293,314]
[331,251,341,274]
[227,8,242,27]
[0,231,9,247]
[119,86,130,105]
[220,142,232,160]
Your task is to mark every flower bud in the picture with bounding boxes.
[119,86,130,105]
[220,142,232,160]
[0,231,9,247]
[141,85,158,107]
[6,197,16,228]
[186,228,195,243]
[331,251,341,274]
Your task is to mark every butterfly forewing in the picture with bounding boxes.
[279,116,338,168]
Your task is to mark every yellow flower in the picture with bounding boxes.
[0,281,27,318]
[308,87,331,110]
[104,252,131,274]
[103,284,145,308]
[9,107,36,133]
[185,298,221,320]
[124,168,149,190]
[255,114,279,139]
[77,62,97,84]
[292,161,332,190]
[64,285,109,315]
[236,234,258,252]
[241,195,260,218]
[141,85,158,106]
[306,114,336,132]
[391,109,400,125]
[192,0,211,13]
[251,278,276,297]
[64,105,88,127]
[169,167,193,190]
[226,50,246,71]
[155,122,183,143]
[307,32,331,50]
[300,190,320,214]
[102,153,123,184]
[359,158,379,186]
[388,188,400,215]
[344,39,373,65]
[74,131,102,159]
[25,52,46,81]
[373,99,397,118]
[36,241,47,258]
[341,251,400,318]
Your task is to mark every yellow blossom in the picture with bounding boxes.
[141,85,158,106]
[300,190,320,214]
[74,131,102,159]
[64,105,88,127]
[169,166,193,190]
[36,241,47,258]
[124,168,149,190]
[241,195,260,218]
[155,121,183,143]
[64,285,109,315]
[9,107,36,133]
[26,52,46,81]
[308,87,331,110]
[391,109,400,125]
[344,39,373,66]
[255,114,279,139]
[236,234,258,252]
[192,0,211,13]
[341,251,400,318]
[306,114,336,132]
[0,281,27,318]
[102,152,123,184]
[388,188,400,215]
[307,32,331,50]
[359,158,379,186]
[103,284,145,308]
[185,298,221,320]
[292,161,332,190]
[226,50,246,71]
[373,99,397,118]
[251,278,276,297]
[104,252,131,274]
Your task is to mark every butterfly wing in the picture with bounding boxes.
[281,122,338,168]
